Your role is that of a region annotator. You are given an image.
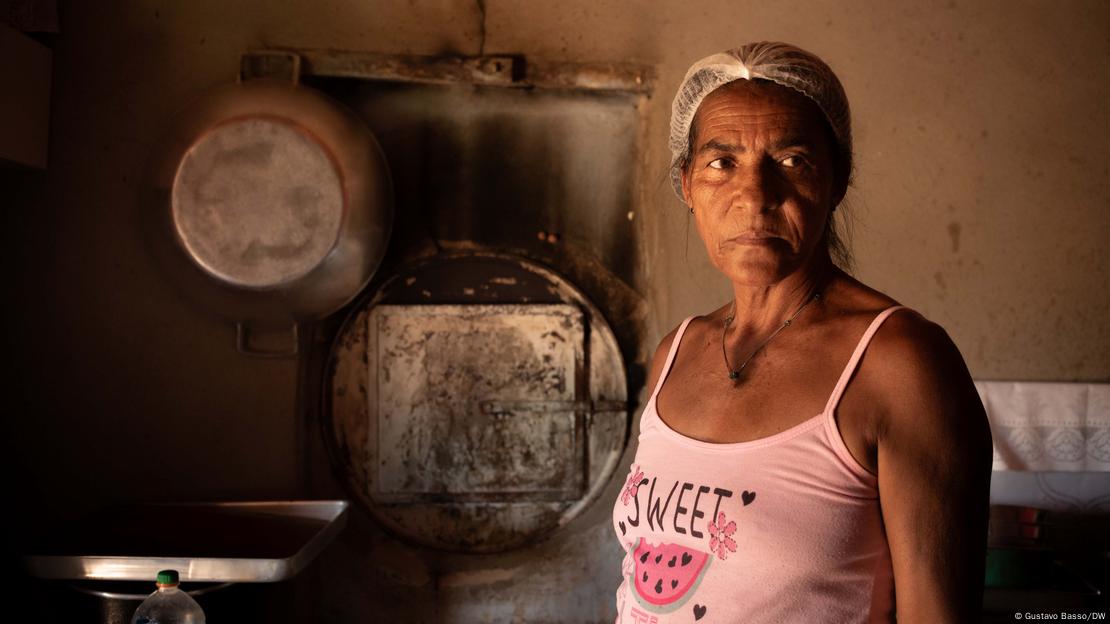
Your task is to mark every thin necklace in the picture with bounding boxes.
[722,290,822,381]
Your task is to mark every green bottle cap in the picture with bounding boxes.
[156,569,179,585]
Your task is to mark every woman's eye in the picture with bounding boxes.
[780,155,807,168]
[708,158,732,170]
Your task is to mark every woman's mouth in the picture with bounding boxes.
[724,232,780,246]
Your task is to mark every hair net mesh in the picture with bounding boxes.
[669,42,852,202]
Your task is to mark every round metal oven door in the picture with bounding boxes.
[325,252,628,552]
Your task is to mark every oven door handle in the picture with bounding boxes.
[479,400,627,414]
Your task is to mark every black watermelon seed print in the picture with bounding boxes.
[640,551,649,564]
[693,604,707,620]
[627,538,712,615]
[742,490,756,505]
[619,521,626,536]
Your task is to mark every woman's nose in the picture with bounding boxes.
[728,158,778,214]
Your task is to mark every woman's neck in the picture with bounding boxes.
[726,253,833,336]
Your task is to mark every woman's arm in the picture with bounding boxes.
[869,313,994,623]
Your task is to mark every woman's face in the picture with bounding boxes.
[682,80,838,287]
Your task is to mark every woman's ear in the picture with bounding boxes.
[681,167,692,206]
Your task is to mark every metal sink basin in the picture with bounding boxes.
[22,500,348,583]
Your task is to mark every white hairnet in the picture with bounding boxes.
[669,42,852,202]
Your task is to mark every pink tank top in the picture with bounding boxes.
[612,307,905,624]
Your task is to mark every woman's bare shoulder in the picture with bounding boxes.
[827,269,956,375]
[824,270,978,407]
[822,269,901,315]
[840,297,984,434]
[644,321,682,398]
[644,307,727,395]
[866,309,973,391]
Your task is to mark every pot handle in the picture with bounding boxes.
[240,50,301,84]
[236,322,300,358]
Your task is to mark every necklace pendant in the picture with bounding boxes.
[721,289,821,385]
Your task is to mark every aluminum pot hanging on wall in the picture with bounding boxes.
[143,52,393,356]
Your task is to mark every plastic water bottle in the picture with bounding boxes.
[130,569,206,624]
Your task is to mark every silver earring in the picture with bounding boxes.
[689,207,694,214]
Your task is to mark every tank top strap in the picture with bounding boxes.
[822,305,908,414]
[647,316,696,402]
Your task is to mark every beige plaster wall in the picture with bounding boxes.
[5,0,1108,620]
[620,1,1110,381]
[482,0,1110,381]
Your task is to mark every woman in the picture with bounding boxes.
[612,43,992,623]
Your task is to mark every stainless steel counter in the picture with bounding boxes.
[22,500,348,582]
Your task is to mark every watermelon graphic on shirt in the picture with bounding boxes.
[628,538,712,613]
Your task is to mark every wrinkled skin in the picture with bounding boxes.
[682,79,840,289]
